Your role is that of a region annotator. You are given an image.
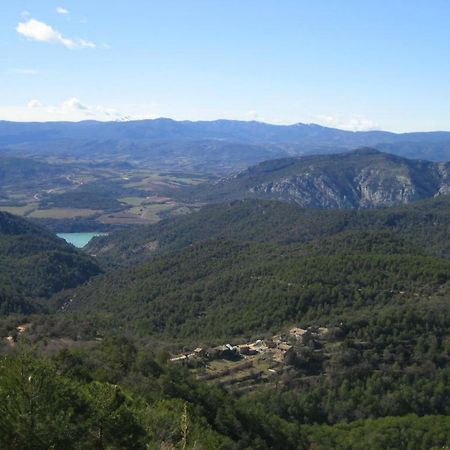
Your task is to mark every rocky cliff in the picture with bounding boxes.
[187,148,450,208]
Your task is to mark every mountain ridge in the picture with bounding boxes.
[1,120,450,172]
[182,148,450,208]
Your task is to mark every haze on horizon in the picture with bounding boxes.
[2,0,450,133]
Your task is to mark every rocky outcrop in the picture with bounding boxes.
[201,148,450,208]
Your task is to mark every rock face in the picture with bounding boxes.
[195,148,450,208]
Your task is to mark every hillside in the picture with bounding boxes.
[59,234,449,340]
[181,148,450,207]
[0,156,63,185]
[0,212,101,313]
[87,194,450,267]
[46,212,450,442]
[5,198,450,449]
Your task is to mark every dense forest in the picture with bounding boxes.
[58,234,450,341]
[1,192,450,448]
[0,212,101,314]
[88,194,450,267]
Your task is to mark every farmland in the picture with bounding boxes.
[0,156,209,229]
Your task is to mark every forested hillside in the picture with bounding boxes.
[57,232,450,341]
[88,194,450,267]
[0,156,63,187]
[1,195,450,449]
[0,212,101,313]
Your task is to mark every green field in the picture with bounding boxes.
[0,203,38,216]
[29,208,100,219]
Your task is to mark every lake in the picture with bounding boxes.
[57,232,109,248]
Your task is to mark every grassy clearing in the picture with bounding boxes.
[129,203,175,222]
[123,173,202,190]
[0,203,39,216]
[118,197,145,206]
[29,208,100,219]
[97,211,153,225]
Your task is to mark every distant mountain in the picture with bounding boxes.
[0,212,101,313]
[182,148,450,208]
[2,118,450,147]
[1,119,450,172]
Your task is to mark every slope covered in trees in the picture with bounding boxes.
[19,209,450,448]
[59,233,450,341]
[88,194,450,267]
[0,212,101,313]
[0,346,303,449]
[1,192,450,448]
[4,342,448,449]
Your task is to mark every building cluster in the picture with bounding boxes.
[170,325,332,364]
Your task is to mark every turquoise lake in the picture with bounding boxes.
[57,232,109,248]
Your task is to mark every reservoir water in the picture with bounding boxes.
[57,232,109,248]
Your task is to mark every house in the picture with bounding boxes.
[289,327,311,343]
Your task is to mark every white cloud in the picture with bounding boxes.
[16,18,96,49]
[0,98,157,122]
[316,114,378,132]
[246,110,260,120]
[56,7,69,15]
[27,99,42,109]
[62,97,89,111]
[14,68,39,75]
[78,39,96,49]
[21,11,31,18]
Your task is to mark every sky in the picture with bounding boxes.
[1,1,450,132]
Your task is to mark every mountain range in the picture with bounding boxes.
[1,119,450,172]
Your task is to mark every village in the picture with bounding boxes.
[169,325,337,393]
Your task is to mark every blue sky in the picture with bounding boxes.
[1,1,450,131]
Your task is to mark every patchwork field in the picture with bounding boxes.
[0,157,211,229]
[29,208,101,219]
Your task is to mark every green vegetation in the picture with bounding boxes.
[304,415,450,450]
[29,208,100,219]
[88,194,450,267]
[0,212,101,313]
[1,187,450,447]
[0,155,200,229]
[0,156,63,189]
[56,232,450,341]
[40,180,135,212]
[0,342,303,450]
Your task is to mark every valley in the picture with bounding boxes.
[4,2,450,446]
[57,232,109,248]
[0,156,208,230]
[1,134,450,449]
